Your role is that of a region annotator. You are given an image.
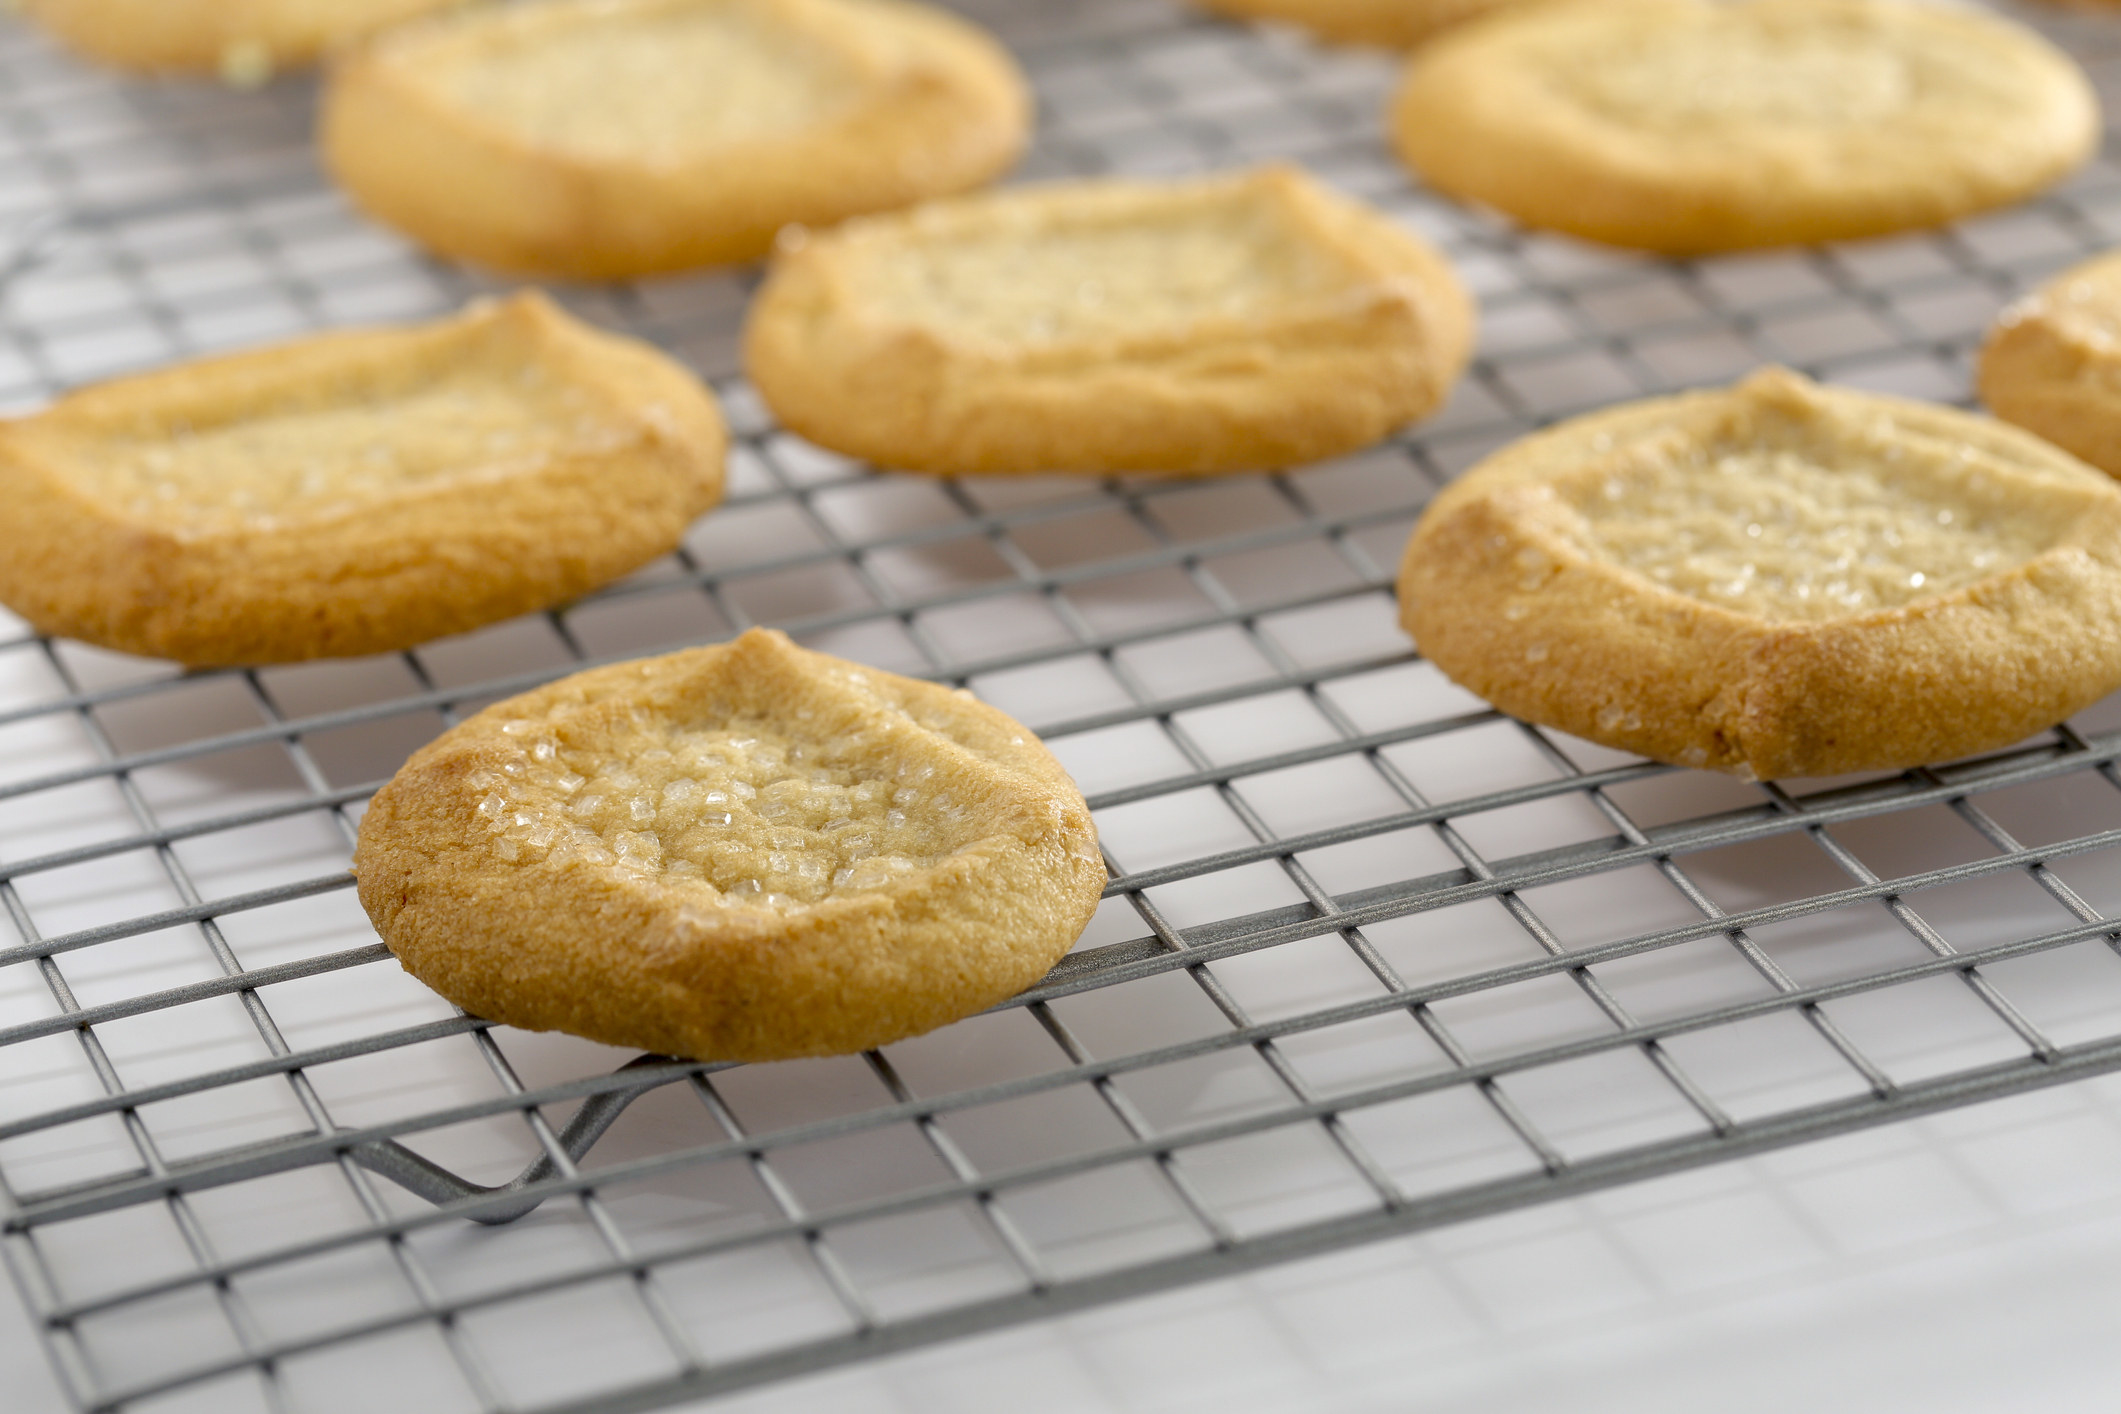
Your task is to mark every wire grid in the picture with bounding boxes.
[8,1,2121,1410]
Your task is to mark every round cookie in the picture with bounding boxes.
[1193,0,1520,49]
[321,0,1029,280]
[0,292,725,667]
[1398,368,2121,780]
[1389,0,2100,254]
[1980,250,2121,481]
[744,164,1473,475]
[18,0,466,78]
[354,628,1107,1061]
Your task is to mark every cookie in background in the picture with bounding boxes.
[1192,0,1523,49]
[322,0,1029,280]
[745,164,1473,475]
[16,0,468,81]
[355,628,1106,1062]
[1980,251,2121,481]
[0,292,725,666]
[1398,368,2121,780]
[1391,0,2099,253]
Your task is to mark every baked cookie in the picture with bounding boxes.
[354,628,1106,1061]
[17,0,466,79]
[321,0,1029,280]
[1193,0,1518,49]
[0,292,724,667]
[1398,368,2121,780]
[1980,251,2121,481]
[744,164,1474,475]
[1390,0,2099,254]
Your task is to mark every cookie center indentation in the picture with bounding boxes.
[475,719,981,910]
[1568,36,1909,128]
[81,366,631,529]
[436,6,857,159]
[1568,437,2066,620]
[863,195,1364,346]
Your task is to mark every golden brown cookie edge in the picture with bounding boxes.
[1388,0,2101,254]
[1979,252,2121,481]
[353,629,1107,1061]
[743,165,1475,475]
[0,292,726,666]
[319,0,1031,279]
[1397,372,2121,779]
[21,0,470,73]
[1191,0,1520,47]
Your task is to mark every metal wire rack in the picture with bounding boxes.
[8,2,2121,1410]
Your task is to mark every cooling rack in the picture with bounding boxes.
[7,2,2121,1411]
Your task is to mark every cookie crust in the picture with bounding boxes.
[744,165,1473,475]
[354,628,1107,1061]
[321,0,1029,280]
[1398,369,2121,780]
[1390,0,2099,254]
[19,0,465,75]
[1194,0,1518,48]
[1980,250,2121,481]
[0,292,725,666]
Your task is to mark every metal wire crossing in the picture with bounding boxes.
[4,2,2121,1411]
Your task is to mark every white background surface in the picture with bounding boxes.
[6,0,2121,1410]
[13,1076,2121,1412]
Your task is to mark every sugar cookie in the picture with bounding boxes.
[321,0,1029,280]
[354,628,1106,1061]
[0,293,725,667]
[1398,368,2121,779]
[1194,0,1517,49]
[1980,250,2121,481]
[18,0,465,78]
[744,164,1473,475]
[1390,0,2099,254]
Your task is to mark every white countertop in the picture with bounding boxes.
[6,1,2121,1410]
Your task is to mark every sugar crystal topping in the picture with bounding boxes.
[435,4,858,160]
[471,713,989,912]
[863,188,1365,347]
[1565,424,2073,620]
[80,365,633,531]
[1569,34,1910,128]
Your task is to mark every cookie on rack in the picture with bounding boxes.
[0,292,725,667]
[1192,0,1519,49]
[18,0,466,79]
[354,628,1106,1061]
[744,164,1473,475]
[1390,0,2099,253]
[1980,250,2121,481]
[1398,368,2121,780]
[321,0,1029,280]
